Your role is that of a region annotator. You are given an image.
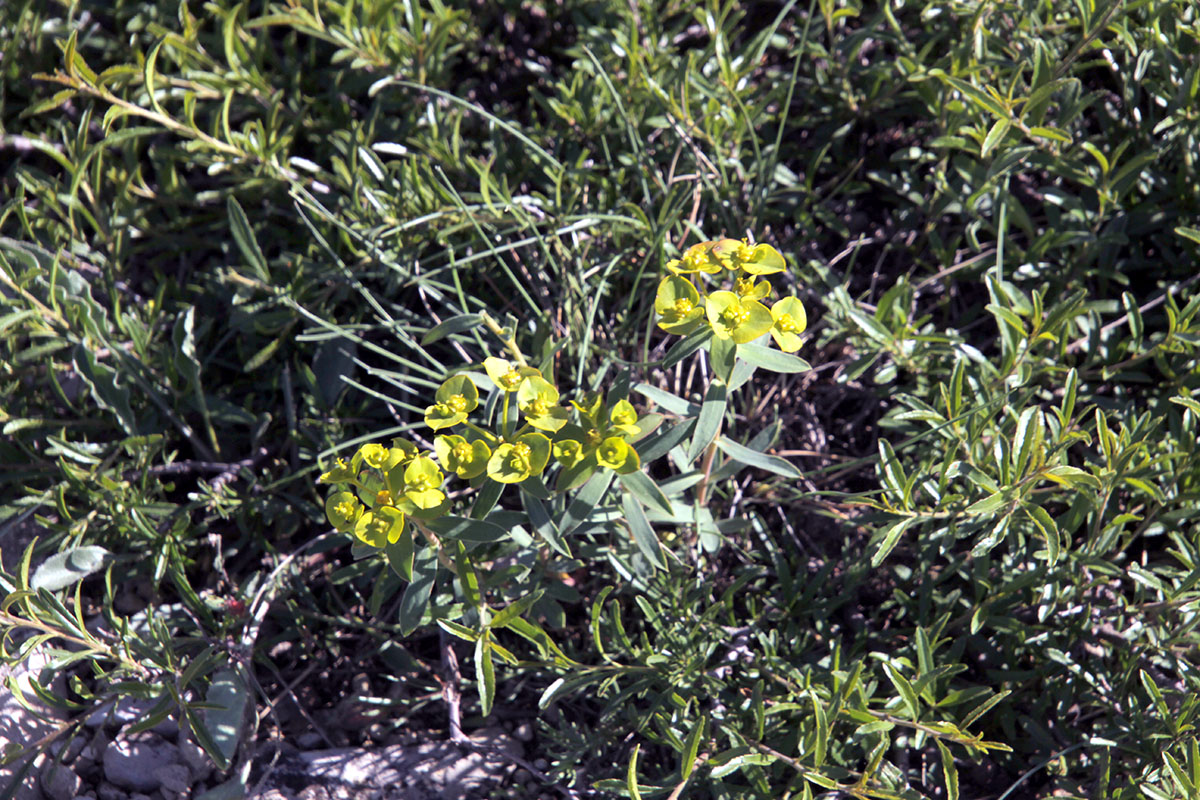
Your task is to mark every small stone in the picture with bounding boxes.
[41,765,82,800]
[512,722,534,743]
[152,764,190,795]
[174,737,211,784]
[96,782,125,800]
[81,730,110,763]
[1,647,68,800]
[103,734,181,792]
[86,700,177,738]
[51,734,87,764]
[532,759,548,770]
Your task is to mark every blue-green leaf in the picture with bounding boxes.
[714,436,802,479]
[687,380,726,463]
[737,343,812,373]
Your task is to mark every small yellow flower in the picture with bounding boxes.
[769,297,807,352]
[665,242,723,275]
[483,357,541,393]
[705,291,773,343]
[655,276,705,335]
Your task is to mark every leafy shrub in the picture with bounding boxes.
[2,1,1200,798]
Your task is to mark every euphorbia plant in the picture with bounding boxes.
[316,236,809,714]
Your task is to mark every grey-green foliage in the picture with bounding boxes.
[2,0,1200,798]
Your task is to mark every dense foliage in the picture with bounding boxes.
[3,0,1200,798]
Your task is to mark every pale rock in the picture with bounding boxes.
[40,765,81,800]
[102,734,182,792]
[0,647,67,800]
[86,699,177,738]
[152,764,190,795]
[294,728,521,799]
[174,735,211,784]
[96,782,125,800]
[50,734,87,765]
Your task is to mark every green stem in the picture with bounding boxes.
[480,311,528,367]
[501,392,515,439]
[411,518,459,575]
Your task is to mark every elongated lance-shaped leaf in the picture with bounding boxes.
[621,493,665,569]
[687,380,726,463]
[714,436,802,479]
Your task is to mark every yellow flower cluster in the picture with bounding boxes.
[656,238,806,351]
[320,357,651,546]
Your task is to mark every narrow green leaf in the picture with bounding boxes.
[621,493,665,569]
[714,436,802,479]
[878,439,907,498]
[1175,226,1200,246]
[871,519,911,567]
[398,547,438,635]
[634,418,695,464]
[633,383,699,416]
[965,491,1009,516]
[428,515,509,544]
[421,314,483,345]
[73,344,138,435]
[475,634,495,717]
[936,739,960,800]
[1028,125,1072,143]
[663,327,713,368]
[627,744,644,800]
[490,591,544,630]
[688,380,726,463]
[561,469,614,535]
[736,343,811,373]
[21,89,79,117]
[619,471,674,516]
[1122,291,1144,341]
[226,197,269,281]
[980,118,1011,158]
[523,491,571,557]
[915,627,934,678]
[1164,752,1195,795]
[1061,367,1079,423]
[1140,669,1171,721]
[1012,406,1043,478]
[384,527,414,581]
[986,303,1027,337]
[437,618,478,642]
[1027,504,1061,565]
[961,690,1011,729]
[932,71,1010,118]
[709,334,736,383]
[681,716,706,781]
[708,748,776,779]
[883,663,920,720]
[1043,465,1101,490]
[810,690,828,767]
[470,479,504,520]
[1169,395,1200,416]
[1081,141,1110,174]
[455,542,481,609]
